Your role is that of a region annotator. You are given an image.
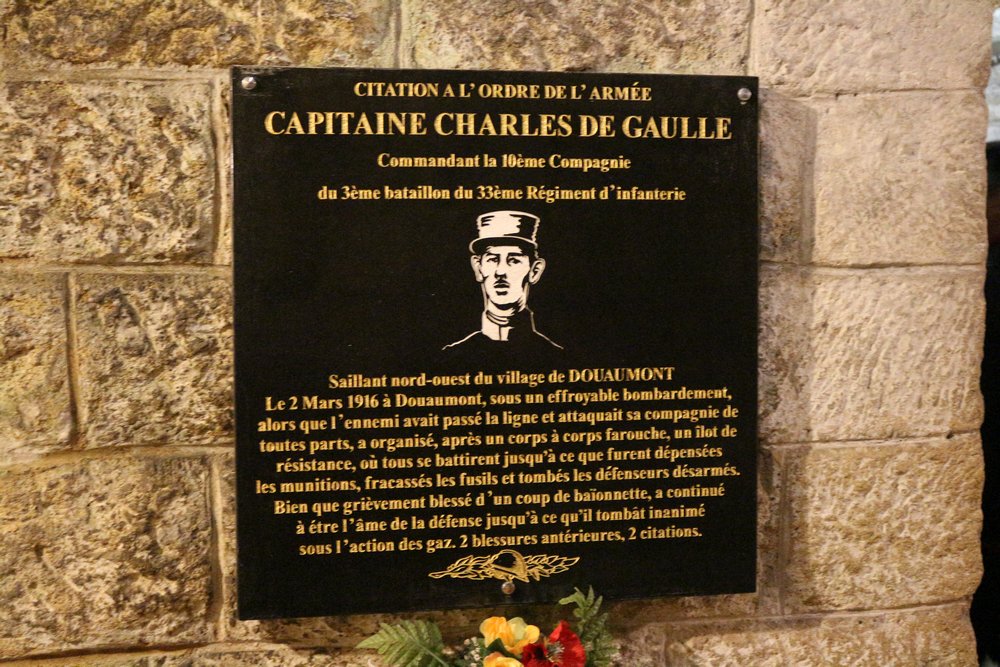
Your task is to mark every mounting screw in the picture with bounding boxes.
[501,581,516,596]
[241,76,258,91]
[737,87,753,104]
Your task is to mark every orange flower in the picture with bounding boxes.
[484,653,524,667]
[480,616,542,655]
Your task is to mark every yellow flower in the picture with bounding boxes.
[480,616,541,655]
[484,653,524,667]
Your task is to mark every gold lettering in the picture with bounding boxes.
[717,117,732,140]
[307,111,326,135]
[434,113,453,135]
[264,111,286,134]
[258,367,744,556]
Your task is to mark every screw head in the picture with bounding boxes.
[737,87,753,103]
[501,581,516,595]
[241,76,258,91]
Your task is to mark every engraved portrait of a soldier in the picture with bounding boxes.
[444,210,563,355]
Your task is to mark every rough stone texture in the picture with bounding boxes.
[216,208,234,266]
[755,447,783,618]
[780,434,983,612]
[0,456,213,659]
[0,81,215,264]
[759,91,813,264]
[758,266,810,444]
[0,273,72,458]
[760,267,983,443]
[616,603,977,666]
[215,455,485,646]
[809,91,987,267]
[0,0,395,69]
[808,268,983,441]
[74,273,233,448]
[401,0,751,73]
[608,448,783,623]
[754,0,992,93]
[3,646,370,666]
[215,80,234,268]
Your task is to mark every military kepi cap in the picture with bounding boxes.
[470,210,540,254]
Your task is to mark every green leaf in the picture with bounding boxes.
[484,637,514,657]
[559,587,619,667]
[357,620,452,667]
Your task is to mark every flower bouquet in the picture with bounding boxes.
[358,587,617,667]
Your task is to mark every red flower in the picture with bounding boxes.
[521,643,555,667]
[548,621,586,667]
[520,622,586,667]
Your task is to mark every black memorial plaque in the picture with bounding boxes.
[233,67,758,619]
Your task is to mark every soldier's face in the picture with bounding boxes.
[472,245,544,309]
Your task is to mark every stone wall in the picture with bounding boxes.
[0,1,990,665]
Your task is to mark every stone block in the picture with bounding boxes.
[215,81,234,268]
[74,273,233,448]
[758,266,810,443]
[1,0,395,69]
[780,434,983,612]
[214,455,485,646]
[0,273,72,458]
[759,91,813,263]
[401,0,751,73]
[808,268,983,441]
[759,267,983,443]
[0,456,213,658]
[0,81,215,264]
[810,91,986,266]
[754,0,992,93]
[22,647,370,666]
[608,447,783,623]
[617,603,976,666]
[216,214,233,266]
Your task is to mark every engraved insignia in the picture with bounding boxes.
[429,549,579,583]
